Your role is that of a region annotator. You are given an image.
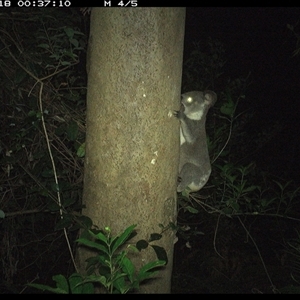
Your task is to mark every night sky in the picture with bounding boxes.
[184,7,300,182]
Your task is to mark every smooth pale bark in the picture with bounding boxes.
[78,8,185,293]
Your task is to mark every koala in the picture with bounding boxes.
[174,90,217,193]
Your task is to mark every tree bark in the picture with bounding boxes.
[78,7,186,293]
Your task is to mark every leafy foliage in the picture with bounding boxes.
[29,225,166,294]
[174,37,300,293]
[0,8,88,291]
[178,38,300,221]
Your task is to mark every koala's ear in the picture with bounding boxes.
[204,90,217,106]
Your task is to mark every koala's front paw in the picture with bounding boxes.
[174,108,184,120]
[173,110,180,118]
[177,176,182,184]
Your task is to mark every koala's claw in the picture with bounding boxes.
[173,110,179,118]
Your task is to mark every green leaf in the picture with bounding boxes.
[68,273,82,293]
[85,256,107,274]
[36,111,42,120]
[64,27,74,38]
[80,281,94,294]
[139,260,166,275]
[0,210,5,219]
[51,182,60,192]
[37,43,50,49]
[55,214,73,231]
[84,274,107,287]
[62,197,76,208]
[137,271,158,283]
[76,142,85,157]
[91,230,108,243]
[53,274,69,293]
[220,97,235,116]
[185,205,199,214]
[68,273,94,294]
[242,185,258,193]
[70,38,79,48]
[66,120,78,141]
[114,250,127,266]
[28,110,37,117]
[76,238,109,255]
[281,285,300,294]
[27,283,68,294]
[181,189,191,197]
[61,61,71,66]
[230,202,240,212]
[111,224,137,253]
[137,260,166,282]
[261,198,276,208]
[113,276,129,294]
[127,244,139,253]
[74,215,93,230]
[50,53,59,60]
[121,256,135,281]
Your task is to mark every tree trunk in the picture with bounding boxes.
[78,7,186,293]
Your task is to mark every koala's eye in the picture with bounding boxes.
[186,97,193,103]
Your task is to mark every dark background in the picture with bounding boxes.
[184,7,300,183]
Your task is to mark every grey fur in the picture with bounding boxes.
[174,90,217,192]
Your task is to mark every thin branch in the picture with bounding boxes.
[237,216,279,293]
[5,209,49,217]
[2,36,79,273]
